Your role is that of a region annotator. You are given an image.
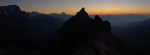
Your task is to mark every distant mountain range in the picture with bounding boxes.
[112,18,150,55]
[46,12,150,26]
[49,12,71,20]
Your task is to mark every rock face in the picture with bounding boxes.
[0,5,29,45]
[0,5,21,15]
[56,8,127,55]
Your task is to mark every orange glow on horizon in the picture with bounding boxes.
[23,7,150,15]
[1,0,150,15]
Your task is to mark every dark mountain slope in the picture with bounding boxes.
[0,5,132,55]
[115,18,150,55]
[55,8,130,55]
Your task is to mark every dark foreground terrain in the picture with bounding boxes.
[0,5,146,55]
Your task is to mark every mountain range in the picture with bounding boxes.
[0,5,150,55]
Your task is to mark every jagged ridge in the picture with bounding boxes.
[55,8,126,55]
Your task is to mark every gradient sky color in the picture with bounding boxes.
[0,0,150,15]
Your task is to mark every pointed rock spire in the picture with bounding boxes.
[76,7,89,18]
[79,7,85,12]
[94,15,103,23]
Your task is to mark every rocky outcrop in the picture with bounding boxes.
[55,8,126,55]
[0,5,21,15]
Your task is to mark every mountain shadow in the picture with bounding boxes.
[55,8,130,55]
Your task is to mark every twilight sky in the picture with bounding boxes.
[0,0,150,15]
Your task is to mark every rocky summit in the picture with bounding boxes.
[55,8,129,55]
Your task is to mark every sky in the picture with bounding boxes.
[0,0,150,15]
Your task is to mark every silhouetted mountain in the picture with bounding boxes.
[49,12,71,20]
[48,13,149,26]
[55,8,129,55]
[0,5,66,55]
[92,14,149,26]
[0,5,133,55]
[112,18,150,55]
[0,5,21,15]
[0,5,29,41]
[28,12,66,37]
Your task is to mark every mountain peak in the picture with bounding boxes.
[60,12,66,15]
[0,5,21,15]
[75,8,89,18]
[94,15,103,23]
[79,7,85,12]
